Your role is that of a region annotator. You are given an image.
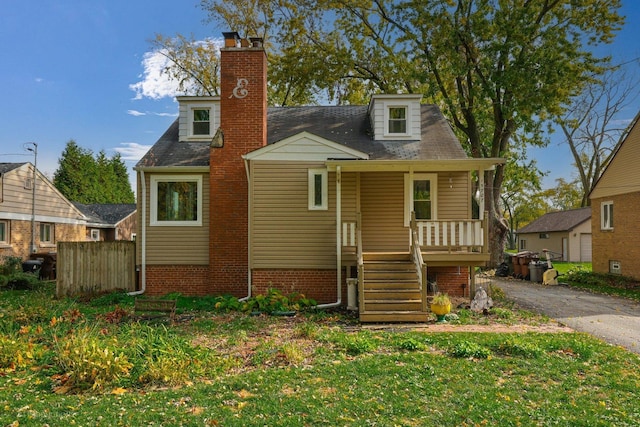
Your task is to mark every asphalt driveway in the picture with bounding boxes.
[489,277,640,355]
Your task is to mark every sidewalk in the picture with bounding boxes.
[486,276,640,354]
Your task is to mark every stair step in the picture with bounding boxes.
[364,290,422,300]
[363,301,424,312]
[364,281,421,290]
[364,262,415,271]
[359,311,429,323]
[363,252,411,262]
[364,271,418,280]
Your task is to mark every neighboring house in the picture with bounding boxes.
[589,111,640,280]
[0,162,86,260]
[135,32,504,321]
[73,203,137,241]
[516,207,592,262]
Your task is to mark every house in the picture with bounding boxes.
[589,111,640,279]
[0,162,86,260]
[73,203,137,241]
[516,207,592,262]
[135,32,504,321]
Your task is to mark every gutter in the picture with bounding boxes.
[316,165,342,309]
[128,168,146,296]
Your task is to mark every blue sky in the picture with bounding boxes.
[1,1,639,192]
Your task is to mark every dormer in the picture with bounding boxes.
[368,94,423,141]
[177,96,221,142]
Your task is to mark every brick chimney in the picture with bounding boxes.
[209,32,267,295]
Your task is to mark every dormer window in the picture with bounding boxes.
[177,96,220,141]
[192,109,210,136]
[388,107,407,134]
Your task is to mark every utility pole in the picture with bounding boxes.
[25,142,38,253]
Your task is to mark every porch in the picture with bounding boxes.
[342,213,489,322]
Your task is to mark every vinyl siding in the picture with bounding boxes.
[139,172,210,264]
[590,117,640,199]
[437,172,471,219]
[250,161,337,269]
[0,164,82,220]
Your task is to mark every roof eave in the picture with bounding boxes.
[325,158,505,172]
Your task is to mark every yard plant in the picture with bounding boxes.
[2,279,640,425]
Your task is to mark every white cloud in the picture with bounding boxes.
[127,109,178,118]
[129,50,179,100]
[127,109,146,116]
[114,142,152,161]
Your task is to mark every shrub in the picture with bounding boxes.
[54,328,133,391]
[242,288,316,314]
[393,336,427,352]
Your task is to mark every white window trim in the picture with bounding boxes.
[308,168,328,210]
[90,229,100,241]
[601,200,614,230]
[39,223,54,246]
[187,104,216,139]
[150,174,203,227]
[404,173,438,226]
[384,104,410,137]
[0,220,8,245]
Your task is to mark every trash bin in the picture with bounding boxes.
[529,261,544,283]
[22,259,43,274]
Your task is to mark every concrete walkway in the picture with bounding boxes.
[487,277,640,354]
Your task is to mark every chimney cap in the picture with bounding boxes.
[222,31,240,47]
[249,37,264,48]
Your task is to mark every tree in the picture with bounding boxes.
[554,65,640,207]
[156,0,623,264]
[53,140,135,204]
[149,34,221,96]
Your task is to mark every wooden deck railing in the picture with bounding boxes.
[410,213,428,312]
[415,216,487,253]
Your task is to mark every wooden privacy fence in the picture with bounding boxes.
[56,241,136,298]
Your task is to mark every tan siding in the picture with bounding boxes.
[590,118,640,199]
[250,161,337,269]
[437,172,471,219]
[360,172,407,252]
[142,172,210,265]
[1,165,81,219]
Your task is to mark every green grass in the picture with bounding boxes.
[552,261,592,276]
[2,282,640,425]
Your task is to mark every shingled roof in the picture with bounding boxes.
[73,203,136,227]
[0,163,27,174]
[517,207,591,234]
[137,104,467,168]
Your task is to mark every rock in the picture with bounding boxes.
[471,287,493,312]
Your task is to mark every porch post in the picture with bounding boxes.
[478,169,485,220]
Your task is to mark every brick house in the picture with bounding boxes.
[134,32,504,321]
[589,112,640,279]
[73,203,137,242]
[0,162,86,260]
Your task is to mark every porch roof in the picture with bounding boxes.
[325,158,505,172]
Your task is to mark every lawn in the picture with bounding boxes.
[2,282,640,426]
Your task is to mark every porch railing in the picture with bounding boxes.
[410,212,428,312]
[415,215,487,253]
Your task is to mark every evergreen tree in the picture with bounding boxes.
[53,140,134,204]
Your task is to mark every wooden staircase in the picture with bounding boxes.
[359,252,429,322]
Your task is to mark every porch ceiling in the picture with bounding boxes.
[325,158,504,172]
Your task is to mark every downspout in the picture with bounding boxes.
[128,168,146,296]
[317,165,342,309]
[239,157,252,301]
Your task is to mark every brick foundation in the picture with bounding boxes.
[427,266,470,297]
[144,265,213,296]
[251,269,341,304]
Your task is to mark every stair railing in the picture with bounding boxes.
[410,212,428,312]
[356,212,365,313]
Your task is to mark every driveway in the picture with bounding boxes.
[489,278,640,355]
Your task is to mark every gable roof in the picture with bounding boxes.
[589,110,640,199]
[517,207,591,234]
[137,103,468,168]
[0,163,27,174]
[73,203,136,227]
